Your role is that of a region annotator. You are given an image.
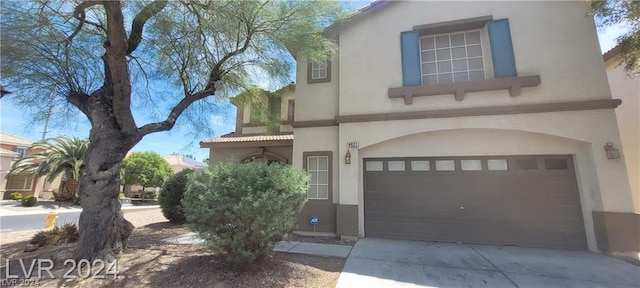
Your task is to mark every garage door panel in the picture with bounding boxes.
[364,156,587,249]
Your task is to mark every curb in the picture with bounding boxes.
[0,205,160,217]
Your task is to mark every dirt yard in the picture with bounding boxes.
[0,209,346,288]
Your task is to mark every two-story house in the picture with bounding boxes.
[0,132,57,199]
[201,84,296,165]
[202,1,638,261]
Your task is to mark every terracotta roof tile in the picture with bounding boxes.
[603,44,620,62]
[201,132,293,144]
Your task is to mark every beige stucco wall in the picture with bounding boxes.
[333,109,632,252]
[0,155,14,193]
[288,1,633,254]
[239,88,295,134]
[605,59,639,206]
[334,1,609,115]
[292,126,340,203]
[241,89,295,124]
[294,57,339,121]
[280,90,295,121]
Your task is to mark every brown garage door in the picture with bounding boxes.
[364,155,587,249]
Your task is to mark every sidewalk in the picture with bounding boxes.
[162,232,354,258]
[0,200,159,216]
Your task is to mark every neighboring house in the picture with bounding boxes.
[604,45,639,222]
[0,132,57,199]
[202,1,638,261]
[201,84,295,165]
[163,153,208,174]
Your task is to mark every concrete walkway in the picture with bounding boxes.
[162,232,353,258]
[337,238,640,288]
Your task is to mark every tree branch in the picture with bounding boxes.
[67,1,102,43]
[67,91,92,117]
[206,21,254,89]
[126,0,168,55]
[137,89,215,136]
[103,0,137,135]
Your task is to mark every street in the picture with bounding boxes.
[0,211,81,232]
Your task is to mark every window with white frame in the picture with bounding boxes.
[310,61,328,80]
[420,30,485,84]
[307,155,329,200]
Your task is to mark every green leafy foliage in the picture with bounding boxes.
[590,0,640,75]
[72,195,81,206]
[159,169,194,223]
[11,192,23,201]
[0,0,345,259]
[30,223,79,247]
[121,152,173,190]
[183,161,308,266]
[21,196,37,207]
[8,136,88,201]
[0,1,345,136]
[144,191,157,199]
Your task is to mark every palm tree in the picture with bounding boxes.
[8,136,89,201]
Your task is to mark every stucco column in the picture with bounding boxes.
[338,141,359,205]
[336,128,361,238]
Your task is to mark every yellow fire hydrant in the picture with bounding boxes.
[45,211,58,229]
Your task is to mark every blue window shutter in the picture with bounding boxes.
[488,19,517,78]
[401,31,422,86]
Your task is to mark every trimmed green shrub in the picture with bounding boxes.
[11,192,23,201]
[144,191,157,199]
[183,161,308,266]
[21,196,37,207]
[30,223,79,247]
[159,169,194,223]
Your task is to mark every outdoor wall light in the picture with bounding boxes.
[604,142,620,159]
[345,150,351,164]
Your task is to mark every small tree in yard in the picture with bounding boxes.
[121,152,172,199]
[159,168,194,223]
[183,161,308,266]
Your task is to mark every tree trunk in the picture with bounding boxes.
[75,130,137,261]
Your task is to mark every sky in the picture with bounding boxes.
[0,3,630,163]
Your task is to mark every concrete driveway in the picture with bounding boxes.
[336,238,640,288]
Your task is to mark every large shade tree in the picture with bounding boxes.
[121,151,172,198]
[8,136,89,201]
[1,0,343,260]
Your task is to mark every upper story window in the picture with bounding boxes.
[420,30,486,84]
[311,61,327,79]
[307,60,331,84]
[287,100,295,122]
[400,16,519,88]
[15,147,27,158]
[390,16,542,104]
